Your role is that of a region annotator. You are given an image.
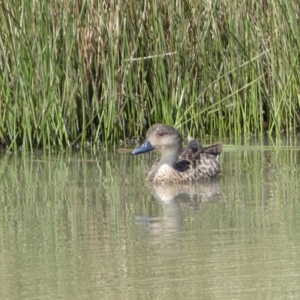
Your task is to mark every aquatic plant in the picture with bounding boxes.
[0,0,299,149]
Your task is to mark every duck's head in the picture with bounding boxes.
[131,124,182,156]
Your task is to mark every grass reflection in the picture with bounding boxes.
[0,142,299,299]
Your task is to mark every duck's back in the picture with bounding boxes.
[176,140,222,181]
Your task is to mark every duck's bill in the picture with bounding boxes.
[131,141,154,155]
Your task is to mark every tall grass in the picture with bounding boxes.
[0,0,300,149]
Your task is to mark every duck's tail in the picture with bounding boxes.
[203,142,223,155]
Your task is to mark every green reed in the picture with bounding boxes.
[0,0,300,149]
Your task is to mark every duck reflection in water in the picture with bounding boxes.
[136,179,224,244]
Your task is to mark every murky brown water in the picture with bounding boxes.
[1,136,300,299]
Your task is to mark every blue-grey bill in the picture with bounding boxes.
[131,141,154,155]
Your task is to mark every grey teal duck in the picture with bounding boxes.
[131,124,223,183]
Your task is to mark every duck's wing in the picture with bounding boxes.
[179,138,223,161]
[180,137,204,157]
[173,138,199,172]
[176,138,222,176]
[187,136,204,152]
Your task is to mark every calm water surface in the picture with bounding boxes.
[1,136,300,300]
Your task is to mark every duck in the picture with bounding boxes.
[131,124,223,183]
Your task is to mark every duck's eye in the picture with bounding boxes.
[158,132,164,136]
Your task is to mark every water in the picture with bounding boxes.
[1,136,300,300]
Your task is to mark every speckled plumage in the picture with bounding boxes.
[131,124,223,184]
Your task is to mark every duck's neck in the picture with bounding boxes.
[159,147,181,167]
[147,147,181,182]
